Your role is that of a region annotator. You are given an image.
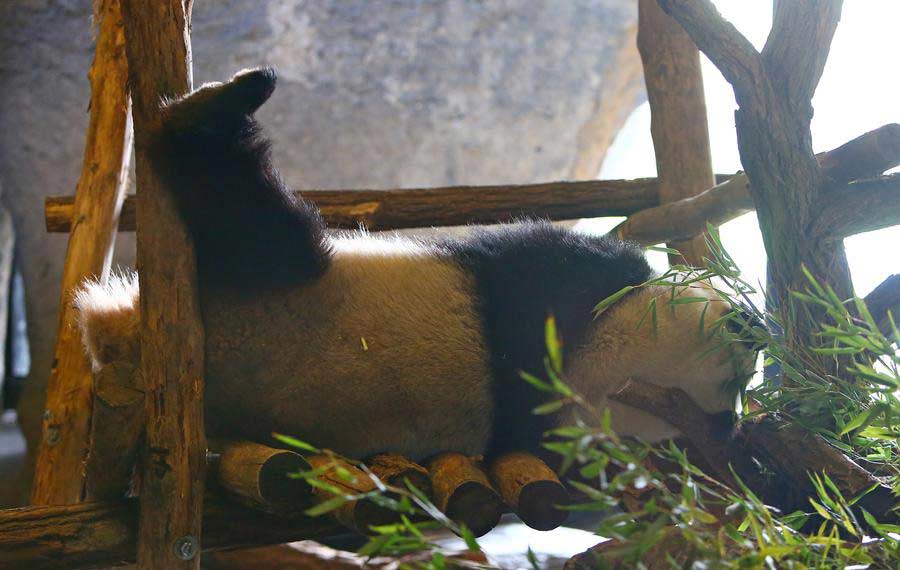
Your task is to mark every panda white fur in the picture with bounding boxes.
[74,68,755,463]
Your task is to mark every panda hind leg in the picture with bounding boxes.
[149,66,331,288]
[160,67,277,135]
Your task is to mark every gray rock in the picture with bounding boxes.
[0,0,643,504]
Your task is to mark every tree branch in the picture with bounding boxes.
[863,274,900,337]
[819,123,900,185]
[655,0,764,102]
[613,172,752,245]
[616,123,900,245]
[609,380,750,490]
[762,0,843,106]
[818,173,900,239]
[610,380,897,529]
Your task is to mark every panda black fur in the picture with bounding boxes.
[75,68,754,462]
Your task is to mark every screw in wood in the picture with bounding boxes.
[173,535,199,560]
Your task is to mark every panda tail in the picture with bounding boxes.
[73,271,141,370]
[147,67,331,289]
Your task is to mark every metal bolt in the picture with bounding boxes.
[173,535,198,561]
[43,410,52,420]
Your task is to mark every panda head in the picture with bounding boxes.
[569,276,762,419]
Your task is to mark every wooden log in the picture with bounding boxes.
[305,454,396,534]
[118,0,206,567]
[488,452,570,531]
[83,361,144,501]
[31,0,133,505]
[427,453,504,537]
[367,453,432,499]
[214,440,312,514]
[0,495,342,570]
[44,178,662,233]
[638,0,716,265]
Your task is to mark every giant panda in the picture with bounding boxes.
[75,68,757,463]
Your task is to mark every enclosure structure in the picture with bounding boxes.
[2,0,900,568]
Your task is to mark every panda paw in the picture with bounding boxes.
[161,67,277,132]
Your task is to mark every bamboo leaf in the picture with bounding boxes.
[839,405,884,437]
[272,433,319,453]
[533,399,566,415]
[594,285,635,316]
[519,370,553,393]
[304,496,348,517]
[545,316,564,374]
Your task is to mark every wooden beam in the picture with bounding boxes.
[30,0,133,506]
[118,0,206,568]
[45,178,663,233]
[0,496,341,570]
[638,0,716,265]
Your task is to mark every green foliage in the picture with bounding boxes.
[279,231,898,568]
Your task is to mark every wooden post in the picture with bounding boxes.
[31,0,133,506]
[118,1,206,567]
[638,0,716,266]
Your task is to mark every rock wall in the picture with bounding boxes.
[0,0,643,504]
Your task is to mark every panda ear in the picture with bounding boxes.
[161,67,277,129]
